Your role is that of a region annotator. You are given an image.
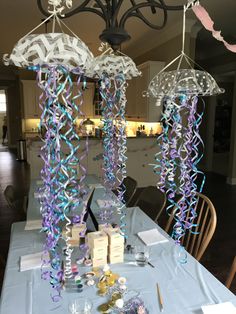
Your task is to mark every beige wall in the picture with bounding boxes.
[134,33,195,68]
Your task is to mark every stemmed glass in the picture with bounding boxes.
[68,298,93,314]
[134,245,150,267]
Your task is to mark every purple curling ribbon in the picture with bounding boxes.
[34,64,89,300]
[99,72,128,236]
[100,73,117,194]
[155,94,205,258]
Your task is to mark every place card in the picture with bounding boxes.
[201,302,236,314]
[24,219,42,230]
[20,251,49,272]
[137,228,168,246]
[87,183,103,189]
[96,199,115,208]
[34,192,46,199]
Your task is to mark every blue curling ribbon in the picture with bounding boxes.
[35,64,88,300]
[100,74,117,194]
[99,72,128,237]
[114,74,128,237]
[154,94,206,255]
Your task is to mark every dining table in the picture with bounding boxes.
[0,176,235,314]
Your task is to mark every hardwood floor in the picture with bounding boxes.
[0,147,235,296]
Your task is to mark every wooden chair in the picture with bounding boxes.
[134,186,166,222]
[225,256,236,289]
[165,193,217,261]
[114,176,138,207]
[123,176,138,207]
[4,185,28,215]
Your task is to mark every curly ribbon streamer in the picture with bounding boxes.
[114,74,128,237]
[32,64,87,300]
[99,72,127,236]
[192,3,236,53]
[100,74,117,194]
[155,95,205,259]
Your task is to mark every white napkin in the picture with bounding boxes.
[96,199,120,208]
[202,302,236,314]
[87,183,103,189]
[24,219,42,230]
[20,252,49,272]
[137,228,168,246]
[34,191,47,199]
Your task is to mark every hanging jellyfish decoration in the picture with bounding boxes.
[88,53,140,232]
[3,1,94,300]
[148,69,224,256]
[145,0,224,261]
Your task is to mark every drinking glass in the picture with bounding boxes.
[134,245,150,267]
[68,298,93,314]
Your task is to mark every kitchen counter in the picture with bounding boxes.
[25,132,158,141]
[26,137,160,187]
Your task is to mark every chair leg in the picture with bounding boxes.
[225,256,236,289]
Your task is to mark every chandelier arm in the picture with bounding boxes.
[120,1,183,28]
[93,0,109,20]
[111,0,125,28]
[37,0,51,17]
[128,0,168,30]
[127,11,167,30]
[37,0,107,22]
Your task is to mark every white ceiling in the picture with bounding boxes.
[0,0,236,59]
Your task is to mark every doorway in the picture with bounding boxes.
[0,90,8,151]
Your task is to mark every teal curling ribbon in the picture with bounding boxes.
[154,95,205,258]
[99,72,128,236]
[113,74,128,236]
[100,74,117,194]
[34,64,88,300]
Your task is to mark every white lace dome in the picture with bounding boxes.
[3,33,94,71]
[87,54,141,79]
[148,69,224,97]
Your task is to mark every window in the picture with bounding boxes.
[93,81,103,116]
[0,91,6,112]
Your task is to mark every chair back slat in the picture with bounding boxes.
[123,176,137,207]
[134,186,166,222]
[226,256,236,289]
[187,198,204,255]
[193,204,209,258]
[185,196,202,253]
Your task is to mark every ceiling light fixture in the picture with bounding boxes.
[37,0,188,51]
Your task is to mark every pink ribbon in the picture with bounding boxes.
[192,4,236,53]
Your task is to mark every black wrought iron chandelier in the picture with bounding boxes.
[37,0,185,50]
